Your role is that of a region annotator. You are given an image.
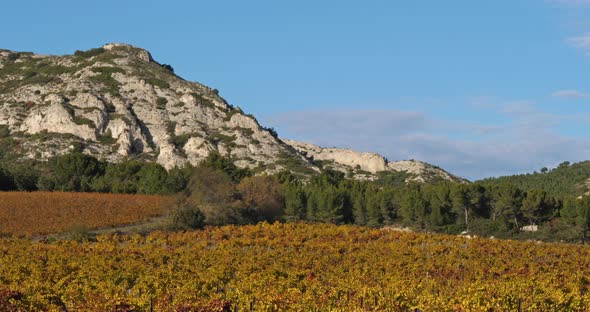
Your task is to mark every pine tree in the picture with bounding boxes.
[521,189,550,226]
[379,189,398,225]
[351,182,367,225]
[489,184,523,230]
[425,183,452,227]
[451,184,472,230]
[284,182,306,221]
[315,185,345,224]
[366,188,383,227]
[401,185,428,227]
[578,197,590,243]
[306,190,319,222]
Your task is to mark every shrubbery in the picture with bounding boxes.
[171,163,285,229]
[145,77,169,89]
[0,166,14,191]
[0,152,191,195]
[160,64,174,73]
[156,97,168,109]
[0,125,10,138]
[171,205,205,230]
[74,48,106,58]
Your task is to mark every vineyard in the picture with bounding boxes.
[0,192,169,236]
[0,223,589,311]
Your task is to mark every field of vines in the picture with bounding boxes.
[0,223,589,311]
[0,192,168,236]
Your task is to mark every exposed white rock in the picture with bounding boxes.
[521,225,539,232]
[387,160,459,183]
[184,137,216,165]
[157,144,186,169]
[228,114,259,130]
[103,43,153,63]
[20,99,96,141]
[283,139,387,173]
[116,130,134,156]
[283,139,464,183]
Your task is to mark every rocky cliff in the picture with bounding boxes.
[0,43,462,182]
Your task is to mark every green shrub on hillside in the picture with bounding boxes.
[73,117,96,128]
[88,67,125,95]
[91,66,125,75]
[170,133,190,150]
[156,97,168,109]
[97,130,117,145]
[0,125,9,138]
[145,77,169,89]
[211,132,236,145]
[74,48,106,58]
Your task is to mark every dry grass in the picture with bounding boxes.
[0,192,170,236]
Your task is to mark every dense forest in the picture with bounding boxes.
[1,152,589,243]
[478,160,590,197]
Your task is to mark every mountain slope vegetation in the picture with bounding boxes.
[479,161,590,198]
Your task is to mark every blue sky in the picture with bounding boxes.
[2,0,590,180]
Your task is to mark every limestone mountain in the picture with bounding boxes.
[0,43,314,174]
[0,43,462,182]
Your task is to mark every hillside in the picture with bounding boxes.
[0,43,460,182]
[478,161,590,198]
[0,44,313,175]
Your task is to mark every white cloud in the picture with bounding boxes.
[552,89,590,98]
[499,100,537,115]
[567,35,590,52]
[267,104,590,180]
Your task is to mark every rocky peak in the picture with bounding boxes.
[102,43,153,63]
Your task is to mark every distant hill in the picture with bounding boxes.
[283,139,466,183]
[478,161,590,197]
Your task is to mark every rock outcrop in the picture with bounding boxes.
[283,139,465,183]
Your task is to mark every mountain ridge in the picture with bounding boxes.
[0,43,461,183]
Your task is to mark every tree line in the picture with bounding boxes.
[1,152,589,242]
[0,152,191,194]
[171,156,590,243]
[282,172,590,242]
[478,160,590,198]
